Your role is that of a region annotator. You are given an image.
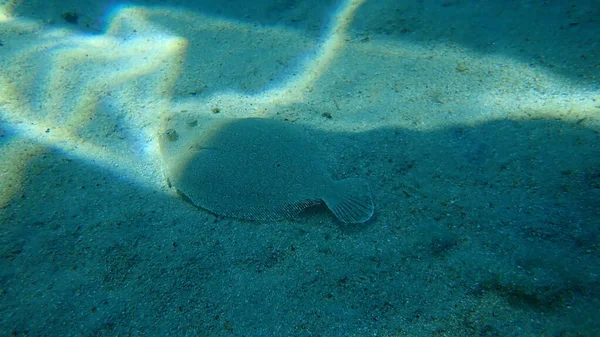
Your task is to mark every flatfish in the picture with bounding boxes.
[159,117,373,223]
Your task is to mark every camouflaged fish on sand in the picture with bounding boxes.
[159,117,373,224]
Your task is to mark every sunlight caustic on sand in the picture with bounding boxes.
[0,0,597,205]
[261,0,367,105]
[0,0,365,200]
[0,0,20,23]
[0,5,190,200]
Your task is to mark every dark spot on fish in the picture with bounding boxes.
[61,11,79,25]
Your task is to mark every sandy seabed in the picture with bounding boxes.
[1,0,599,336]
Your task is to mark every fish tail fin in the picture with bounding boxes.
[323,178,374,224]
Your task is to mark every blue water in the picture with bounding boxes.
[0,0,598,336]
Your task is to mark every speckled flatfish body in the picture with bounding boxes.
[159,118,373,223]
